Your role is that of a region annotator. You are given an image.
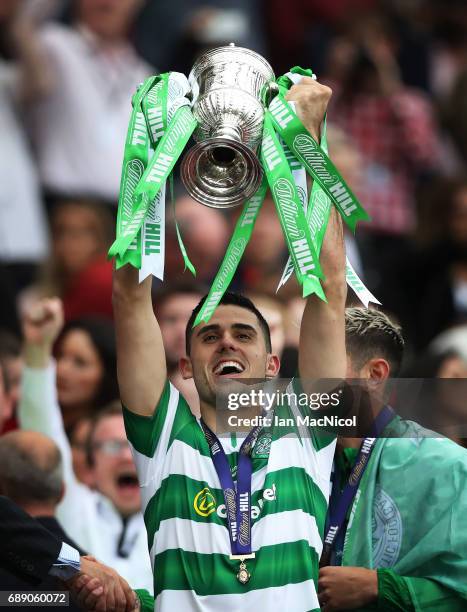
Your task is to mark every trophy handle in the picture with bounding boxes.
[263,82,279,107]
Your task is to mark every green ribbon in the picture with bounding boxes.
[262,111,322,289]
[268,83,370,233]
[109,104,197,258]
[112,76,159,270]
[193,178,268,325]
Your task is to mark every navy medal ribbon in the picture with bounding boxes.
[200,420,262,583]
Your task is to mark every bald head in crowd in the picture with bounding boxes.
[0,431,64,516]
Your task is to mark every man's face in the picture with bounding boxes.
[91,415,140,517]
[159,294,201,368]
[181,305,279,407]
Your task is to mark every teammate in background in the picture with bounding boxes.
[318,308,467,611]
[114,78,347,611]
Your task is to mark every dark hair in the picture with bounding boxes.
[0,330,21,394]
[345,308,405,376]
[85,401,123,468]
[56,318,119,410]
[185,292,272,354]
[0,329,21,360]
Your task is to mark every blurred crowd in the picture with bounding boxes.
[1,0,467,595]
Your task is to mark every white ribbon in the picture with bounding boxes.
[139,72,192,282]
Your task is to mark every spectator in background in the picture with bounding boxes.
[28,0,152,201]
[325,15,441,293]
[326,125,366,279]
[154,283,204,414]
[245,293,286,357]
[18,297,153,591]
[0,430,85,610]
[0,0,49,297]
[135,1,265,74]
[264,0,376,76]
[404,349,467,447]
[382,177,467,350]
[430,324,467,365]
[19,198,114,322]
[237,195,288,296]
[54,317,119,432]
[68,416,95,487]
[0,330,22,433]
[165,194,230,285]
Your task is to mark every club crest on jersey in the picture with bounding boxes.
[252,433,272,459]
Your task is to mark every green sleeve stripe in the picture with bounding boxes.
[122,379,172,457]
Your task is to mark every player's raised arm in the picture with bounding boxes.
[286,79,347,384]
[113,265,167,416]
[298,205,347,383]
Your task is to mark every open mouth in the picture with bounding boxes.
[116,473,139,492]
[212,360,245,377]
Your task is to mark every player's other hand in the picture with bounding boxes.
[318,566,378,611]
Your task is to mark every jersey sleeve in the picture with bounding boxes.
[123,381,189,487]
[288,377,338,452]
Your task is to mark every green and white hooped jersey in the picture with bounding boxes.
[123,380,336,612]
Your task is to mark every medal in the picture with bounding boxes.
[230,553,255,584]
[237,560,250,584]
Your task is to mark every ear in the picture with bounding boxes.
[179,356,194,380]
[266,354,280,379]
[366,358,390,384]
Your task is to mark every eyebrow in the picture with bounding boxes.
[196,324,220,337]
[196,323,258,337]
[231,324,257,335]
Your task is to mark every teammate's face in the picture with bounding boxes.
[180,305,279,407]
[92,415,141,517]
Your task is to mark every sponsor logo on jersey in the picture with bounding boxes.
[193,487,217,517]
[193,484,277,520]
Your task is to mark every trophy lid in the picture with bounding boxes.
[189,44,275,83]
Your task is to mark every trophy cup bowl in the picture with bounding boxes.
[180,44,276,209]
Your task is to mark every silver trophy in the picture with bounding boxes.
[181,43,277,209]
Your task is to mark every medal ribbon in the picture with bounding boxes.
[200,420,261,556]
[321,405,395,567]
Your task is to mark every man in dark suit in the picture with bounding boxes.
[0,430,137,611]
